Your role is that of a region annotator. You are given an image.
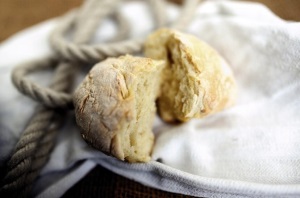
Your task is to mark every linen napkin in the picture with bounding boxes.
[1,1,300,197]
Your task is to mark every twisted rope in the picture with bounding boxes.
[0,107,57,197]
[11,57,73,109]
[50,9,144,63]
[1,0,122,196]
[49,0,168,63]
[0,0,201,197]
[9,0,169,108]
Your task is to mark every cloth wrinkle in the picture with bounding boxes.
[0,1,300,197]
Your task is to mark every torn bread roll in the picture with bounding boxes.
[73,55,164,162]
[144,28,237,122]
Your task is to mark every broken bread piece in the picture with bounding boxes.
[73,55,164,162]
[144,28,236,122]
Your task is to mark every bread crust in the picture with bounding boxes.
[144,28,237,122]
[74,29,237,162]
[73,55,164,162]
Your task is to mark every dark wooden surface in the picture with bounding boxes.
[1,0,299,197]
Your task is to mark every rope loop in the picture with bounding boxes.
[49,0,168,63]
[1,0,203,197]
[11,56,74,109]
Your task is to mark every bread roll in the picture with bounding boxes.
[73,55,164,162]
[144,28,237,122]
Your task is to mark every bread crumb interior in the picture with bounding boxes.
[116,58,163,162]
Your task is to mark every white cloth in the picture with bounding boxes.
[1,1,300,197]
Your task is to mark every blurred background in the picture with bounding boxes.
[0,0,299,42]
[0,0,299,197]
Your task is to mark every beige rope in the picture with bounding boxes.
[1,108,58,197]
[49,0,167,63]
[74,0,121,44]
[11,57,74,109]
[149,0,167,28]
[50,9,144,63]
[11,8,132,109]
[172,0,203,30]
[0,0,200,197]
[9,0,168,108]
[1,0,121,196]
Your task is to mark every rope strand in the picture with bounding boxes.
[1,0,122,196]
[0,0,200,197]
[11,57,74,109]
[49,0,168,63]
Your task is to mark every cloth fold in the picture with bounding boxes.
[1,1,300,197]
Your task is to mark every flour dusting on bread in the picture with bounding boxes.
[74,55,164,162]
[144,28,236,122]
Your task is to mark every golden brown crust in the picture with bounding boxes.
[144,28,237,122]
[74,29,236,162]
[73,55,164,162]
